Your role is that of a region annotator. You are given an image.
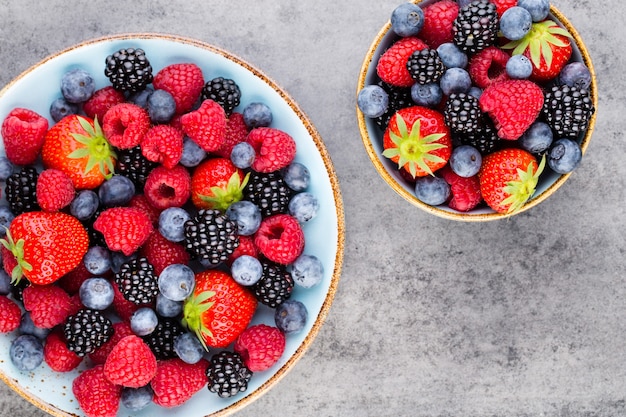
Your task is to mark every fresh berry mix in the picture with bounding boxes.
[0,46,325,415]
[359,0,596,215]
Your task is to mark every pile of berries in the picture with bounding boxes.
[0,46,321,416]
[358,0,595,215]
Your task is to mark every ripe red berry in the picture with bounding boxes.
[0,107,49,165]
[254,214,305,265]
[127,194,161,225]
[22,284,72,329]
[143,165,191,210]
[439,166,482,212]
[111,282,150,322]
[58,262,92,295]
[102,102,151,149]
[104,335,157,388]
[246,127,296,173]
[89,321,134,365]
[180,99,227,152]
[150,358,209,407]
[376,37,428,87]
[227,235,259,266]
[0,296,22,333]
[36,168,75,212]
[468,46,511,89]
[72,364,122,417]
[139,230,190,275]
[44,330,83,372]
[214,112,249,158]
[83,86,126,121]
[234,324,286,372]
[153,63,205,114]
[140,124,184,169]
[93,207,154,256]
[420,0,459,48]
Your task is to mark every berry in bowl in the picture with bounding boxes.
[0,34,344,416]
[357,0,597,221]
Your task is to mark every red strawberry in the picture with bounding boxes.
[104,335,157,388]
[36,168,75,212]
[0,211,89,285]
[0,296,21,333]
[479,79,544,140]
[143,165,191,210]
[489,0,517,17]
[468,46,510,89]
[153,63,205,114]
[420,0,459,48]
[83,86,126,121]
[22,284,73,329]
[43,330,82,372]
[382,106,452,178]
[440,166,482,212]
[478,148,545,214]
[151,358,209,407]
[376,37,428,87]
[89,321,134,365]
[182,270,257,349]
[102,102,151,149]
[254,214,305,265]
[180,99,227,152]
[190,157,248,211]
[140,124,184,168]
[1,108,49,165]
[93,207,153,256]
[214,112,249,158]
[72,364,122,417]
[139,230,190,275]
[246,127,297,173]
[234,324,286,372]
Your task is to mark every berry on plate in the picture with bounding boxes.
[72,364,122,417]
[246,127,297,173]
[234,324,286,372]
[104,335,157,388]
[0,108,49,165]
[190,157,248,211]
[180,99,227,152]
[151,358,209,407]
[153,63,205,114]
[377,37,428,87]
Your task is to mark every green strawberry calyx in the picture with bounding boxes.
[199,171,250,212]
[382,114,447,177]
[502,20,572,69]
[181,289,216,351]
[0,228,32,283]
[501,154,546,214]
[69,116,116,179]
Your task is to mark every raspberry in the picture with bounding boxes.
[440,166,482,212]
[104,335,157,388]
[254,214,305,265]
[111,282,150,322]
[214,112,249,158]
[83,86,126,121]
[58,262,92,295]
[150,358,209,407]
[93,207,154,256]
[180,99,227,152]
[36,168,75,212]
[22,284,72,329]
[127,194,161,225]
[0,107,49,165]
[247,127,297,173]
[489,0,517,17]
[420,0,460,48]
[468,46,511,89]
[43,330,82,372]
[153,63,205,114]
[0,295,21,333]
[89,321,134,365]
[140,124,184,169]
[376,37,428,87]
[143,165,191,210]
[139,230,190,275]
[227,234,259,265]
[101,103,151,149]
[234,324,286,372]
[72,364,122,417]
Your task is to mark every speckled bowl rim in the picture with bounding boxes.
[0,33,345,417]
[357,2,598,222]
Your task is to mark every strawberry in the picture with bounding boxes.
[382,106,452,178]
[41,114,116,190]
[153,63,205,114]
[140,124,184,168]
[36,168,75,212]
[0,108,49,165]
[139,230,190,275]
[234,324,286,372]
[376,37,428,87]
[182,270,257,349]
[102,102,151,149]
[150,358,209,408]
[420,0,459,48]
[89,321,134,365]
[479,79,544,140]
[104,335,157,388]
[143,165,191,210]
[190,157,248,211]
[22,284,72,328]
[180,99,227,152]
[43,330,82,372]
[0,211,89,285]
[439,166,482,212]
[489,0,517,17]
[83,86,126,121]
[93,207,153,256]
[0,295,21,333]
[468,46,510,89]
[214,112,249,158]
[478,148,546,214]
[246,127,297,173]
[254,214,305,265]
[72,364,122,417]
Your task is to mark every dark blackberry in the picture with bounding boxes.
[184,209,239,265]
[243,171,293,218]
[116,146,157,188]
[374,81,413,131]
[453,0,499,55]
[406,49,445,85]
[542,85,595,138]
[251,260,294,308]
[142,317,185,360]
[104,48,153,93]
[201,77,241,116]
[207,351,252,398]
[63,308,114,357]
[5,166,40,215]
[114,257,159,305]
[444,93,483,134]
[457,117,501,155]
[9,279,30,303]
[82,208,108,248]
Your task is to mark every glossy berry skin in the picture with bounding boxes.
[180,136,207,168]
[214,112,249,159]
[449,145,482,177]
[50,98,79,123]
[144,165,192,210]
[147,89,176,123]
[274,299,308,334]
[140,124,184,169]
[506,54,533,79]
[468,46,510,89]
[414,176,450,206]
[22,284,73,329]
[43,330,82,372]
[83,86,126,122]
[158,263,195,301]
[439,68,472,95]
[519,121,553,154]
[98,174,135,207]
[440,166,482,212]
[357,85,389,118]
[83,246,111,276]
[411,82,443,107]
[436,42,468,68]
[173,332,205,364]
[72,365,122,417]
[191,157,246,211]
[79,277,115,310]
[281,162,310,192]
[156,293,183,318]
[289,192,320,223]
[130,307,158,336]
[139,230,190,276]
[61,68,95,103]
[391,3,424,37]
[151,358,209,407]
[230,255,263,286]
[102,102,151,150]
[517,0,550,22]
[230,142,256,169]
[377,37,428,87]
[70,190,99,221]
[291,254,324,288]
[243,102,273,128]
[10,334,44,371]
[1,108,49,165]
[499,6,533,41]
[547,138,582,174]
[159,207,191,242]
[558,62,592,90]
[226,200,262,236]
[234,324,286,372]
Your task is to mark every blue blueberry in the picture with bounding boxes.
[449,145,482,177]
[98,175,135,207]
[230,255,263,286]
[49,97,79,123]
[468,86,483,100]
[519,121,553,154]
[173,332,205,364]
[121,386,154,412]
[290,254,324,288]
[18,312,51,340]
[79,277,115,310]
[281,162,310,192]
[436,43,468,69]
[180,136,207,168]
[230,142,256,169]
[499,7,533,41]
[517,0,550,22]
[357,85,389,118]
[127,86,154,109]
[148,89,176,123]
[506,54,533,79]
[159,207,191,243]
[130,308,159,336]
[61,68,96,103]
[243,102,273,128]
[559,62,592,90]
[0,156,14,181]
[158,264,195,302]
[411,82,443,107]
[414,176,450,206]
[275,299,308,334]
[439,68,472,95]
[111,252,137,274]
[548,138,582,174]
[83,246,111,275]
[390,2,425,37]
[70,190,99,221]
[456,0,474,7]
[288,192,320,223]
[0,206,15,236]
[226,200,262,236]
[155,293,183,318]
[10,334,44,371]
[0,269,11,295]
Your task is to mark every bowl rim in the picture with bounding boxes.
[0,32,345,417]
[356,1,598,222]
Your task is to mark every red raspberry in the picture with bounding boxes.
[420,0,460,48]
[139,230,190,275]
[0,107,49,165]
[36,168,75,212]
[180,99,227,152]
[89,321,134,365]
[83,86,126,122]
[151,358,209,408]
[247,127,296,173]
[72,364,122,417]
[128,194,161,225]
[227,235,259,266]
[111,282,150,322]
[1,246,17,279]
[58,262,92,295]
[104,335,157,388]
[0,296,21,333]
[254,214,305,265]
[376,37,428,87]
[153,63,205,114]
[143,165,191,210]
[140,124,184,169]
[43,330,82,372]
[489,0,517,17]
[440,166,482,212]
[22,284,72,329]
[468,46,510,89]
[102,102,151,149]
[93,207,154,256]
[214,112,249,158]
[68,293,85,317]
[234,324,286,372]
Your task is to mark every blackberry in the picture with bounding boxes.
[374,82,413,131]
[184,209,240,265]
[201,77,241,116]
[5,166,40,215]
[116,146,157,188]
[542,85,595,138]
[115,257,159,305]
[82,208,108,248]
[142,317,185,360]
[453,0,498,55]
[444,93,483,134]
[243,171,293,218]
[63,308,114,356]
[457,117,501,155]
[406,49,445,85]
[104,47,153,93]
[207,351,252,398]
[251,260,294,308]
[10,279,30,303]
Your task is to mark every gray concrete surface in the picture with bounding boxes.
[0,0,623,416]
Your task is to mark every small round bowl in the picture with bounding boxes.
[0,34,345,416]
[357,0,597,221]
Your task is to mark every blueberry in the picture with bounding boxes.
[468,86,483,100]
[274,299,308,334]
[127,86,154,109]
[414,176,450,206]
[548,138,582,174]
[0,269,11,295]
[456,0,474,7]
[230,142,256,169]
[449,145,482,177]
[230,255,263,286]
[130,308,159,336]
[111,252,137,274]
[390,2,425,37]
[121,386,154,412]
[225,201,262,236]
[158,264,195,302]
[60,68,96,103]
[79,277,115,310]
[439,68,472,95]
[506,54,533,79]
[155,293,183,318]
[173,332,205,364]
[517,0,550,22]
[147,89,176,123]
[290,254,324,288]
[98,175,135,207]
[357,85,389,118]
[0,206,15,236]
[411,82,443,107]
[499,7,533,41]
[10,334,44,371]
[519,121,553,154]
[49,97,79,122]
[0,156,14,181]
[18,312,51,340]
[83,246,111,275]
[281,162,310,192]
[158,207,191,243]
[70,190,100,221]
[243,102,273,128]
[180,136,207,168]
[559,62,592,90]
[436,43,468,69]
[288,192,320,223]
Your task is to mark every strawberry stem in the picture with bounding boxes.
[181,290,216,351]
[69,116,116,179]
[0,228,32,283]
